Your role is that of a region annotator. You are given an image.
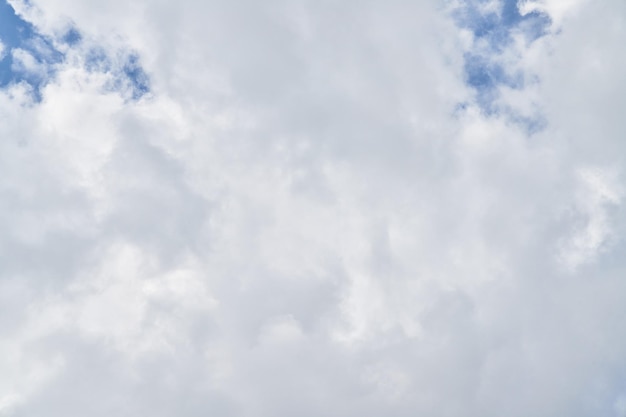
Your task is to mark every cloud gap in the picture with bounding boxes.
[451,0,551,127]
[0,0,150,102]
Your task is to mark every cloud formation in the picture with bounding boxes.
[1,0,626,416]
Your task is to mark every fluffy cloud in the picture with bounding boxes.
[1,0,625,416]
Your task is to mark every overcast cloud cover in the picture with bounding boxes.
[1,0,626,415]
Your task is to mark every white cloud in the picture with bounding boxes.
[518,0,591,26]
[558,167,623,270]
[10,48,47,79]
[1,0,626,416]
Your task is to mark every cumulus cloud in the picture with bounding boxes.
[1,0,626,416]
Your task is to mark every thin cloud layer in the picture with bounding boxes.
[1,0,625,416]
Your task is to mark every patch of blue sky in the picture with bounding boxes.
[452,0,551,131]
[500,0,551,42]
[454,0,551,53]
[0,0,149,101]
[0,0,36,83]
[463,52,523,91]
[121,53,150,100]
[61,27,81,46]
[84,46,112,73]
[0,0,66,101]
[82,47,152,101]
[84,47,151,101]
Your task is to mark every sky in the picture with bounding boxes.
[1,0,626,416]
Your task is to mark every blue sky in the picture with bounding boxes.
[454,0,551,119]
[0,0,148,101]
[0,0,62,98]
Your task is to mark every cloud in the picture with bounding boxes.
[1,0,626,416]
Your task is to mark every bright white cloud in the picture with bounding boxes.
[1,0,626,416]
